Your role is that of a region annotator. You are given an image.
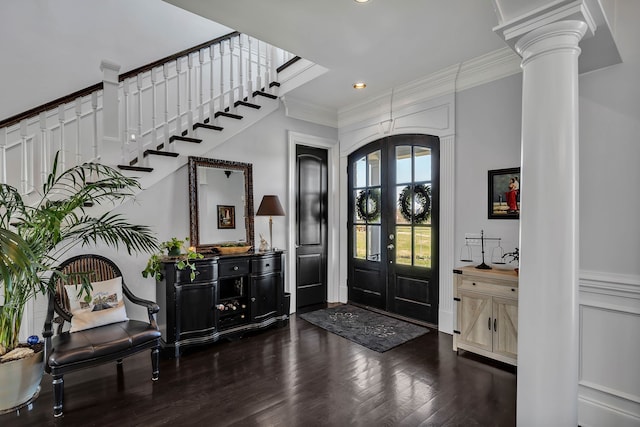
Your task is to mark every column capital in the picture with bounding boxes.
[493,0,596,51]
[516,20,588,66]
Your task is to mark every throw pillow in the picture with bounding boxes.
[64,276,129,332]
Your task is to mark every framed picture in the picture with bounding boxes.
[488,167,520,219]
[217,205,236,229]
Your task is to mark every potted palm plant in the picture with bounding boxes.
[0,152,158,413]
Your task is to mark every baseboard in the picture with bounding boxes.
[579,395,640,427]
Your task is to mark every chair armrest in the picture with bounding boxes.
[122,283,160,325]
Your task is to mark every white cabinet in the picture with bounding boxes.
[453,266,518,366]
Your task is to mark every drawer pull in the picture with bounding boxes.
[265,263,270,267]
[511,288,515,292]
[472,282,476,286]
[233,266,239,271]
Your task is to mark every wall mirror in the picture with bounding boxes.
[188,156,254,252]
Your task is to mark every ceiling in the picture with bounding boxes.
[164,0,507,113]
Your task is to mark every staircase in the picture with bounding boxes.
[0,32,320,200]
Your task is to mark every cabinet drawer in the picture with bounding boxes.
[459,279,518,299]
[175,261,216,284]
[218,259,250,277]
[252,256,281,274]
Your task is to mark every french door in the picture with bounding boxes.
[347,134,439,325]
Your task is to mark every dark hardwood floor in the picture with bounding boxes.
[5,315,516,426]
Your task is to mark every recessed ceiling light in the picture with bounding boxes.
[353,82,367,89]
[354,0,370,3]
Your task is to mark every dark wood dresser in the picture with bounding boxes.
[156,251,288,357]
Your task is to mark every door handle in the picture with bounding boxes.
[494,319,497,332]
[488,317,491,330]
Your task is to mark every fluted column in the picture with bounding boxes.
[515,20,587,426]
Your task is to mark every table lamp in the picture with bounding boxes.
[256,195,285,251]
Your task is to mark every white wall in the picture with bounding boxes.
[0,0,231,121]
[454,74,522,267]
[576,1,640,424]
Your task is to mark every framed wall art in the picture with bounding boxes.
[217,205,236,229]
[488,167,520,219]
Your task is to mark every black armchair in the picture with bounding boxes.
[43,254,160,417]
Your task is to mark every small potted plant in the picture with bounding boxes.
[502,247,519,274]
[142,238,204,281]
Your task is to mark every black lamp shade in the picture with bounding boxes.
[256,195,285,216]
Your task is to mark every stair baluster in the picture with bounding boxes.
[122,78,130,165]
[198,49,205,125]
[209,44,216,124]
[187,53,194,135]
[150,68,158,153]
[219,40,225,119]
[74,98,82,166]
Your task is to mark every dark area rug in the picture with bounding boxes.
[299,304,429,352]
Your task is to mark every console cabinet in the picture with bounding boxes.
[453,266,518,366]
[156,251,287,357]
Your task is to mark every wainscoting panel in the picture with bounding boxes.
[579,271,640,427]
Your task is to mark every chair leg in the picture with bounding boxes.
[52,374,64,417]
[151,347,159,381]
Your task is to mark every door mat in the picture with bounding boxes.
[299,304,429,352]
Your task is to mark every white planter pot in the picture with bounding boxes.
[0,350,44,414]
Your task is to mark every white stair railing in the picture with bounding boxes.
[0,32,294,195]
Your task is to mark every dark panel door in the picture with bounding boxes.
[348,135,439,325]
[296,145,328,309]
[347,142,386,309]
[386,136,439,324]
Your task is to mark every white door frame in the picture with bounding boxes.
[287,131,339,312]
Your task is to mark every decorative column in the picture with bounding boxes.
[515,20,587,425]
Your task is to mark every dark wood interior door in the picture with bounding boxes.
[348,135,439,325]
[295,145,328,309]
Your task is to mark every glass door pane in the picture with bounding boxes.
[394,145,432,267]
[352,150,382,262]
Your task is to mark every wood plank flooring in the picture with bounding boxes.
[5,315,516,426]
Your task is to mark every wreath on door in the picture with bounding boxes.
[355,188,381,222]
[399,184,431,224]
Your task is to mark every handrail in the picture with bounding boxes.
[0,31,241,129]
[119,31,240,81]
[0,83,103,129]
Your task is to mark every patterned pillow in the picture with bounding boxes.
[64,276,129,332]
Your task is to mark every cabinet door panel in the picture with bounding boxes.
[251,273,280,322]
[458,291,493,351]
[177,284,216,339]
[493,297,518,360]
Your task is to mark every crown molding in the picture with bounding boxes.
[281,95,338,128]
[337,47,522,129]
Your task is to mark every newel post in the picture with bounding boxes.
[100,60,121,144]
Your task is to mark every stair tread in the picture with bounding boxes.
[214,111,243,120]
[253,90,277,100]
[117,165,154,173]
[234,100,261,109]
[193,123,224,131]
[169,135,202,144]
[144,149,179,158]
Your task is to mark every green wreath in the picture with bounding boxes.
[399,184,431,224]
[356,188,381,222]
